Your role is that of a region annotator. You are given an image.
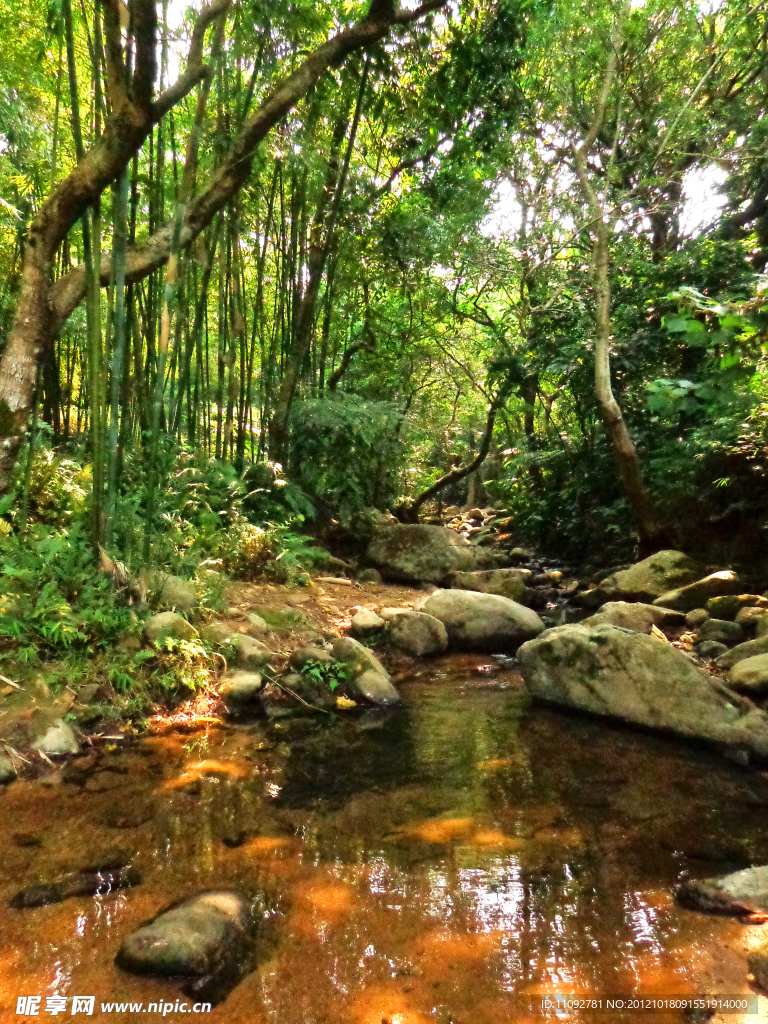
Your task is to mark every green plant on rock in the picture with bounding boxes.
[301,658,348,693]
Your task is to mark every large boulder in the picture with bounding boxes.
[581,601,684,634]
[517,623,768,758]
[600,550,699,602]
[421,589,544,653]
[116,891,254,996]
[677,865,768,917]
[366,524,497,585]
[388,611,448,657]
[447,568,530,602]
[653,570,742,612]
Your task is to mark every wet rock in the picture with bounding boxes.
[728,655,768,695]
[447,568,530,602]
[356,568,382,585]
[422,589,544,653]
[367,524,498,585]
[11,865,141,908]
[696,641,729,660]
[706,594,768,620]
[288,647,334,671]
[144,612,198,645]
[518,623,768,758]
[581,601,685,634]
[715,636,768,671]
[695,618,744,648]
[35,720,79,756]
[142,571,198,614]
[349,669,401,706]
[218,672,264,709]
[601,550,700,602]
[116,891,254,1001]
[331,637,400,706]
[686,608,710,629]
[653,570,741,612]
[350,608,385,636]
[388,611,448,657]
[677,865,768,916]
[0,752,17,783]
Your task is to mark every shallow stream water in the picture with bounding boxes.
[2,656,768,1023]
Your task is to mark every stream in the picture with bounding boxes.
[2,654,768,1023]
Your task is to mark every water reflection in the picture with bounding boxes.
[0,662,766,1021]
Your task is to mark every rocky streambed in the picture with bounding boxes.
[6,529,768,1018]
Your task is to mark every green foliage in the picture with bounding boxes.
[0,523,133,657]
[288,394,407,523]
[300,657,348,693]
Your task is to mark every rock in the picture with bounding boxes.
[716,636,768,671]
[11,865,141,908]
[572,586,612,610]
[696,641,729,660]
[510,547,534,563]
[677,865,768,916]
[421,589,545,653]
[706,594,768,620]
[332,637,390,681]
[142,571,198,614]
[517,623,768,758]
[447,568,530,602]
[695,618,744,648]
[686,608,710,629]
[388,611,448,657]
[230,635,270,671]
[729,655,768,695]
[581,601,685,634]
[247,612,269,633]
[736,606,768,630]
[331,637,400,706]
[356,568,382,585]
[144,612,199,645]
[349,669,401,707]
[367,524,496,585]
[350,609,385,636]
[35,720,79,756]
[200,622,234,646]
[758,617,768,639]
[77,683,100,704]
[0,753,16,783]
[748,942,768,991]
[218,673,264,708]
[653,570,742,612]
[379,606,413,621]
[601,550,700,602]
[116,891,254,995]
[289,647,334,671]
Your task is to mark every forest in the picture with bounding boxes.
[3,0,768,1019]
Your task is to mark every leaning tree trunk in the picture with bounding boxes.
[571,17,663,550]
